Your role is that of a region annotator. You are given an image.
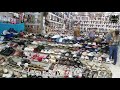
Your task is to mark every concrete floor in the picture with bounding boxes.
[106,64,120,78]
[105,46,120,78]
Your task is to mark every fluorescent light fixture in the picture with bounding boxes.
[75,12,78,15]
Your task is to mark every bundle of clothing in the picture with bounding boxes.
[0,47,15,56]
[2,28,18,40]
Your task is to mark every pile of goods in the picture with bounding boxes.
[0,32,112,78]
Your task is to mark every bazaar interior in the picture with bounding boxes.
[0,12,120,78]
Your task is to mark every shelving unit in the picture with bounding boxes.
[24,12,120,35]
[0,12,21,24]
[45,12,74,36]
[79,15,120,32]
[24,12,42,34]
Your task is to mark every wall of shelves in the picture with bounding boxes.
[45,12,74,35]
[0,12,23,24]
[24,12,42,34]
[24,12,120,35]
[79,16,120,32]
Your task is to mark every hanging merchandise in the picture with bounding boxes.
[10,18,14,24]
[14,13,19,18]
[13,18,16,24]
[109,15,119,23]
[19,13,24,22]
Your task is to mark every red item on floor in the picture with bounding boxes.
[31,54,38,59]
[31,54,47,62]
[37,56,44,61]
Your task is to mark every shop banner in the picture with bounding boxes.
[0,23,25,34]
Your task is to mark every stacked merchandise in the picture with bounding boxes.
[0,28,19,41]
[0,16,16,24]
[24,12,41,34]
[0,12,24,24]
[46,12,74,36]
[79,15,120,32]
[0,32,112,78]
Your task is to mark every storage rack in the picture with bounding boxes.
[24,12,42,34]
[0,12,19,24]
[79,15,120,32]
[45,12,74,36]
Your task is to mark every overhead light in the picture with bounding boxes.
[75,12,78,15]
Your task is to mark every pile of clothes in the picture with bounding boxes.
[1,28,18,40]
[0,31,113,78]
[0,47,15,56]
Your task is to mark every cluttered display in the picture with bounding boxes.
[0,30,112,78]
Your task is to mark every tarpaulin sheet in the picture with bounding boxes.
[0,22,25,34]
